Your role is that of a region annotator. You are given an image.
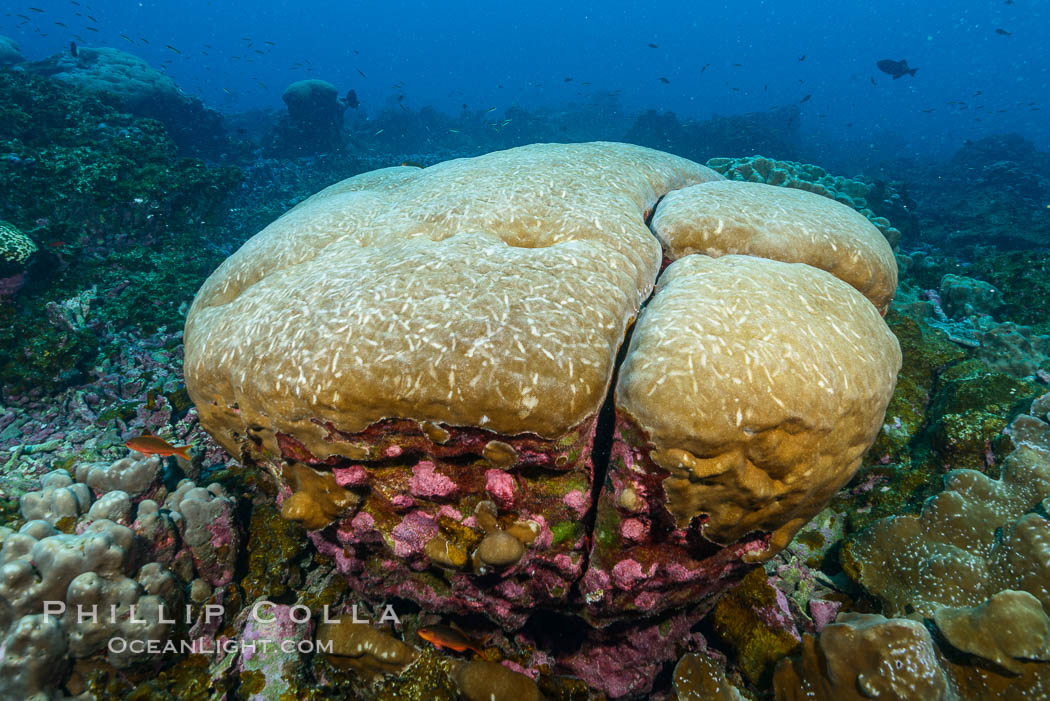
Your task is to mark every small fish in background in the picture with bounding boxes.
[648,43,659,48]
[798,54,806,61]
[344,89,359,109]
[659,76,670,84]
[700,63,710,72]
[357,68,367,79]
[870,76,877,85]
[800,93,812,103]
[418,625,484,655]
[995,28,1012,36]
[125,435,192,460]
[165,44,181,54]
[876,58,918,79]
[564,77,573,82]
[69,41,77,57]
[401,160,423,167]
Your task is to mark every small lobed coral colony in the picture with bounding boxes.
[177,142,900,697]
[0,454,239,700]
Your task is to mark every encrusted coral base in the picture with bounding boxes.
[279,411,774,698]
[281,416,598,629]
[580,412,765,624]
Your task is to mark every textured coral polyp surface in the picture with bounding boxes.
[616,255,901,559]
[185,142,720,457]
[651,181,898,313]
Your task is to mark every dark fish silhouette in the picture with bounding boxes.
[659,77,670,84]
[700,63,710,72]
[69,41,77,57]
[876,59,917,79]
[344,89,359,109]
[798,54,806,61]
[648,43,658,48]
[800,94,812,103]
[995,28,1012,35]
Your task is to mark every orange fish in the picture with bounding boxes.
[125,435,192,460]
[417,625,483,655]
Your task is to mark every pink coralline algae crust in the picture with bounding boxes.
[754,584,803,642]
[239,604,311,663]
[562,489,589,517]
[333,464,368,487]
[390,509,438,560]
[581,413,768,624]
[202,517,239,588]
[620,518,647,542]
[558,606,708,699]
[294,416,600,630]
[311,503,585,630]
[611,559,658,590]
[270,406,779,696]
[237,603,313,700]
[390,495,415,511]
[409,461,459,500]
[485,469,517,509]
[809,599,842,632]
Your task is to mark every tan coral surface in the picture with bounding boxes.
[651,181,898,313]
[184,142,721,458]
[848,440,1050,618]
[616,254,901,555]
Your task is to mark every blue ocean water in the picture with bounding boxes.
[3,0,1048,163]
